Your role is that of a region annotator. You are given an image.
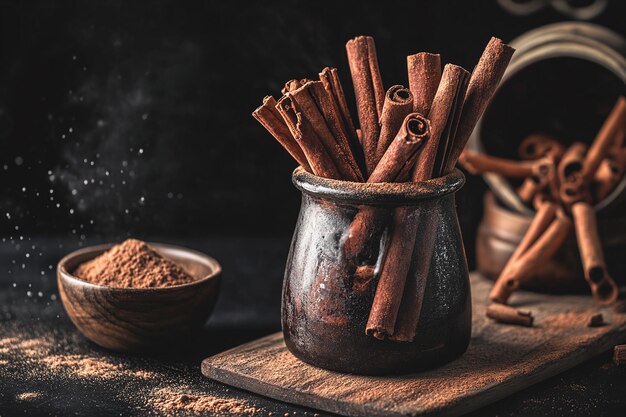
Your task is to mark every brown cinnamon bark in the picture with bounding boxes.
[407,52,442,115]
[281,78,312,95]
[443,37,515,174]
[558,142,591,207]
[490,208,571,304]
[459,150,536,177]
[368,114,431,183]
[387,207,437,342]
[375,85,413,163]
[516,158,556,203]
[288,82,362,181]
[253,96,311,171]
[489,200,557,304]
[319,67,363,170]
[275,95,340,179]
[346,36,385,176]
[486,303,534,327]
[413,64,469,182]
[571,201,619,305]
[581,96,626,182]
[366,207,420,339]
[343,114,431,265]
[308,81,364,181]
[518,133,564,160]
[594,156,625,201]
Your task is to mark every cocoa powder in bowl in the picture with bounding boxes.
[73,239,196,288]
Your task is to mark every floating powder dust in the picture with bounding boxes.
[16,392,40,401]
[147,387,263,416]
[73,238,195,288]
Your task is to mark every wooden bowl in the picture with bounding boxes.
[57,243,221,351]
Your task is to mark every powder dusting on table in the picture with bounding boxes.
[147,387,263,415]
[73,238,195,288]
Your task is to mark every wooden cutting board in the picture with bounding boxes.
[202,273,626,417]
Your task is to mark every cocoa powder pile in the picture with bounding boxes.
[73,239,195,288]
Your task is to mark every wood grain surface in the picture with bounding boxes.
[202,273,626,417]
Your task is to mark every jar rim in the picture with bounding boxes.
[292,167,465,205]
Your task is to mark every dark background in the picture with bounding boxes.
[1,0,626,248]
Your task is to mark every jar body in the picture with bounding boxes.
[282,171,470,375]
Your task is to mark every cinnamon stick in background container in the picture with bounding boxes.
[594,156,625,201]
[490,199,558,304]
[581,96,626,182]
[571,202,619,304]
[459,150,536,177]
[346,36,385,175]
[518,133,565,160]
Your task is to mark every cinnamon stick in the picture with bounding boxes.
[346,36,385,176]
[413,64,469,181]
[407,52,442,115]
[444,37,515,174]
[343,114,431,264]
[366,207,420,339]
[379,66,469,342]
[319,67,363,170]
[375,85,414,163]
[571,201,619,304]
[518,133,564,160]
[489,200,557,304]
[308,81,364,181]
[594,156,625,201]
[486,303,534,327]
[516,157,556,203]
[581,96,626,182]
[386,207,437,342]
[558,142,591,207]
[253,96,311,171]
[490,208,571,304]
[275,95,340,179]
[459,150,536,177]
[368,114,431,183]
[288,82,362,181]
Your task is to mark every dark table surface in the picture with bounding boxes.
[1,237,625,417]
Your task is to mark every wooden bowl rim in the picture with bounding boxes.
[57,242,222,293]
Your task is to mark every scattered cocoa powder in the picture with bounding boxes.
[73,239,195,288]
[147,387,263,416]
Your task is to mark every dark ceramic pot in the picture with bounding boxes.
[282,167,471,375]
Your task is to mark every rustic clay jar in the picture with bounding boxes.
[477,192,626,291]
[282,167,471,375]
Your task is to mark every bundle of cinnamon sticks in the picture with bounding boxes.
[460,96,626,325]
[254,35,514,341]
